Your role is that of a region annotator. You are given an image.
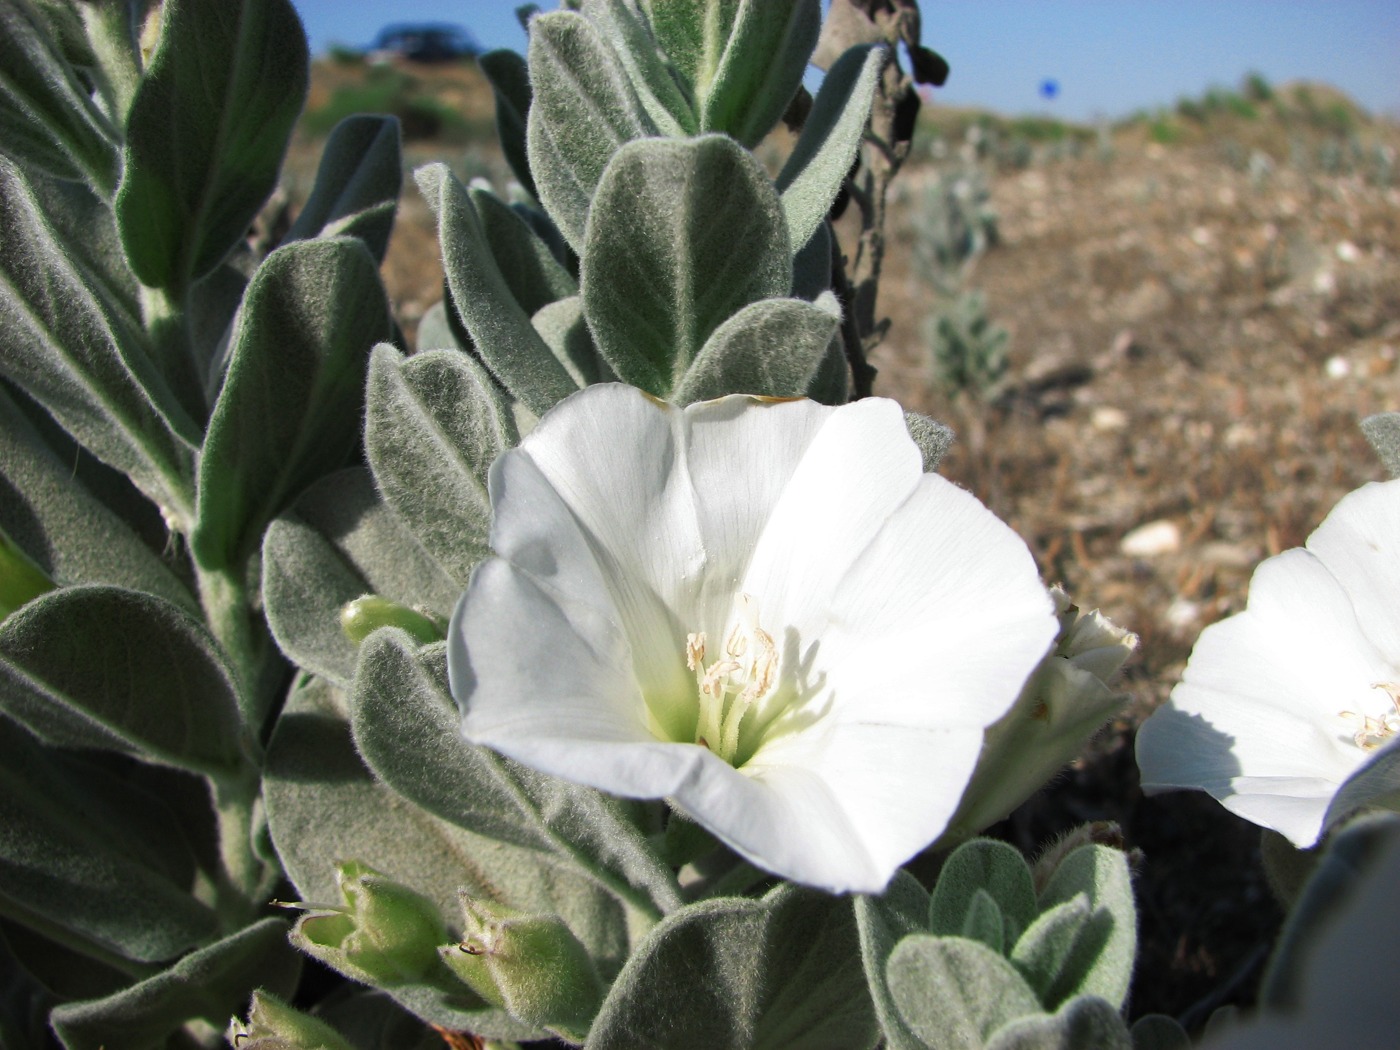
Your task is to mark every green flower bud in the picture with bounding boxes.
[340,595,445,646]
[228,990,355,1050]
[441,897,603,1037]
[941,587,1137,843]
[290,861,450,987]
[0,529,55,621]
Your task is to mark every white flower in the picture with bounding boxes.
[447,385,1057,894]
[1136,478,1400,848]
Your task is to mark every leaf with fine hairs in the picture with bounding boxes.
[284,115,402,264]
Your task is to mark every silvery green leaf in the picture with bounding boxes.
[672,294,840,403]
[777,44,884,249]
[261,468,460,687]
[415,300,463,353]
[1360,412,1400,479]
[0,157,197,512]
[697,0,821,146]
[469,183,578,317]
[0,0,118,190]
[478,49,537,199]
[49,918,300,1050]
[525,10,658,250]
[0,386,195,613]
[986,996,1132,1050]
[0,908,131,1004]
[588,883,876,1050]
[533,296,611,386]
[1129,1014,1192,1050]
[1021,845,1136,1010]
[887,935,1042,1049]
[285,115,402,264]
[579,0,697,136]
[792,219,832,299]
[929,839,1038,948]
[581,135,791,396]
[115,0,308,289]
[189,262,248,402]
[855,870,932,1050]
[310,990,444,1050]
[349,631,684,920]
[0,716,217,965]
[417,163,580,416]
[364,345,509,584]
[262,673,577,1041]
[904,411,954,472]
[1007,896,1094,1009]
[1321,738,1400,840]
[0,585,245,775]
[193,238,390,571]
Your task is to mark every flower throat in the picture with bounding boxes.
[687,594,778,765]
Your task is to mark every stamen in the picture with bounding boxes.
[689,594,781,763]
[1340,683,1400,751]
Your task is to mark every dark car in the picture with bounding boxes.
[370,23,479,63]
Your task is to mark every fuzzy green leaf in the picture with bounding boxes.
[349,630,683,919]
[0,386,195,613]
[672,294,840,403]
[580,0,697,136]
[285,114,402,263]
[417,163,580,416]
[887,935,1043,1050]
[193,238,390,571]
[792,219,833,299]
[1023,845,1136,1010]
[261,468,460,687]
[588,883,876,1050]
[904,411,955,472]
[698,0,821,146]
[49,918,300,1050]
[0,0,118,189]
[855,870,932,1050]
[0,585,244,775]
[364,345,510,584]
[581,135,791,396]
[986,995,1132,1050]
[532,296,611,386]
[929,839,1038,947]
[1361,412,1400,479]
[0,157,197,512]
[415,301,464,353]
[525,10,657,250]
[478,49,537,200]
[777,43,883,249]
[262,672,597,1040]
[1129,1014,1193,1050]
[0,717,216,965]
[115,0,308,289]
[469,184,578,317]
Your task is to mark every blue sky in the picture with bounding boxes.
[290,1,1400,122]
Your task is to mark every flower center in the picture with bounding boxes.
[686,593,778,764]
[1340,683,1400,751]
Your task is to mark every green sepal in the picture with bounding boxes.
[696,0,821,147]
[0,158,197,514]
[985,995,1133,1050]
[231,990,358,1050]
[0,716,217,966]
[115,0,308,289]
[777,43,884,249]
[886,935,1042,1049]
[348,630,684,920]
[580,135,791,396]
[673,294,841,403]
[193,238,390,571]
[341,596,445,648]
[363,344,510,585]
[417,163,581,416]
[587,883,877,1050]
[928,839,1038,948]
[904,411,954,472]
[525,9,658,250]
[855,870,931,1050]
[478,48,537,200]
[48,918,300,1050]
[285,114,403,263]
[261,468,461,688]
[0,0,118,190]
[0,584,245,776]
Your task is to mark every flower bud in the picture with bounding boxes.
[340,595,444,646]
[942,587,1137,842]
[441,897,603,1037]
[290,861,450,987]
[228,990,355,1050]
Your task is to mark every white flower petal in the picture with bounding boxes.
[1305,478,1400,667]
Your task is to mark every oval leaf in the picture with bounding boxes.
[887,935,1042,1048]
[700,0,821,147]
[285,114,403,263]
